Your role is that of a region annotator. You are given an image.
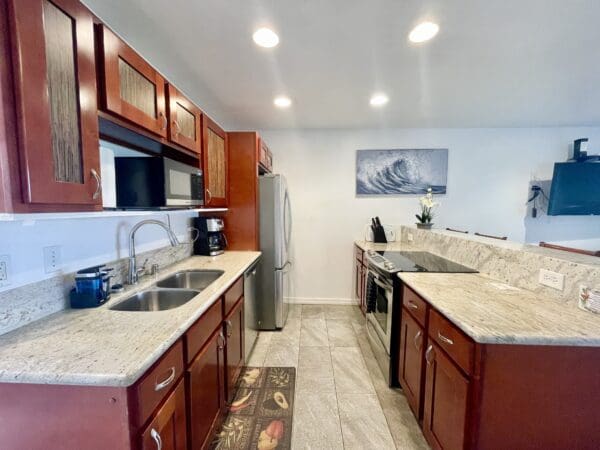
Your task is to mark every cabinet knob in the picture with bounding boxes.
[408,301,419,310]
[150,428,163,450]
[90,168,101,200]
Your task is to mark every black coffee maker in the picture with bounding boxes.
[194,217,227,256]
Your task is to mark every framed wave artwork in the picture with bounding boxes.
[356,148,448,195]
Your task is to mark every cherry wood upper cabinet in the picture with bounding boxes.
[98,25,167,138]
[203,116,228,207]
[423,341,469,450]
[166,84,202,154]
[259,138,273,173]
[7,0,102,206]
[141,380,187,450]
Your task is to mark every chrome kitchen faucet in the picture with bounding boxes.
[127,219,180,285]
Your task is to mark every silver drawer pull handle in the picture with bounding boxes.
[150,428,162,450]
[91,168,101,199]
[225,319,233,338]
[408,301,418,309]
[437,331,454,345]
[206,189,212,203]
[413,330,422,349]
[425,344,434,365]
[217,331,225,350]
[159,112,167,130]
[154,367,176,391]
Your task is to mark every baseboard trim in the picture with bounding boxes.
[286,297,359,306]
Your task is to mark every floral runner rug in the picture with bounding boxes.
[211,367,296,450]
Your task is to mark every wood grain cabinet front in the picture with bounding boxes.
[398,308,426,419]
[7,0,102,207]
[202,116,228,207]
[422,340,469,450]
[98,25,167,137]
[166,84,202,154]
[225,298,244,403]
[141,380,187,450]
[187,328,227,450]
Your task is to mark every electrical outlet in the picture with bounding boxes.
[43,246,62,274]
[407,232,414,242]
[538,269,565,291]
[0,255,10,288]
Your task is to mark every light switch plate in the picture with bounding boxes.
[538,269,565,291]
[0,254,10,288]
[407,232,414,242]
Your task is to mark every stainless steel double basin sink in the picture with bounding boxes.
[109,270,224,312]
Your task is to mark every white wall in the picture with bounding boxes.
[0,211,197,293]
[260,127,600,303]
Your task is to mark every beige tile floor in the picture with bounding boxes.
[247,304,429,450]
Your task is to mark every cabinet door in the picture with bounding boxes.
[423,341,469,450]
[99,25,167,137]
[188,329,227,450]
[203,116,228,207]
[8,0,101,206]
[167,84,202,153]
[141,380,187,450]
[353,258,362,305]
[225,298,244,403]
[398,308,425,419]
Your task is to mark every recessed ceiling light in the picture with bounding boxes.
[253,28,279,48]
[274,96,292,108]
[369,93,389,107]
[409,22,439,43]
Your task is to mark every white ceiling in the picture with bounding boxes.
[83,0,600,130]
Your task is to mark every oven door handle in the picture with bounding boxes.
[372,276,393,292]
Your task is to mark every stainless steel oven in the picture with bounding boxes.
[365,266,393,354]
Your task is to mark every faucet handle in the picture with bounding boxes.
[151,264,160,276]
[136,258,149,276]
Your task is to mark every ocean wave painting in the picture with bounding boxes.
[356,148,448,195]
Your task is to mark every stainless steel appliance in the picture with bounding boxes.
[194,217,227,256]
[114,156,203,209]
[244,261,260,360]
[257,174,292,329]
[365,250,477,385]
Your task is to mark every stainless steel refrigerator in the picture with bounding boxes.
[257,174,292,329]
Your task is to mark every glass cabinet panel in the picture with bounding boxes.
[207,128,226,198]
[175,103,196,140]
[118,58,157,118]
[43,0,83,184]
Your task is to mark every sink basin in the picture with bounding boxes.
[109,289,199,312]
[156,270,224,290]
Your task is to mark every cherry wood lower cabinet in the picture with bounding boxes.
[398,308,425,419]
[141,380,187,450]
[225,298,245,403]
[398,284,600,450]
[0,276,247,450]
[187,328,227,450]
[352,245,367,315]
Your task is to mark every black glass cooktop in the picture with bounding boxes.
[377,251,477,273]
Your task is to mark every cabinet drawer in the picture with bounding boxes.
[354,245,364,263]
[224,276,243,316]
[428,309,474,375]
[133,340,184,427]
[402,286,428,327]
[185,299,223,364]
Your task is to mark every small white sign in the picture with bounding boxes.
[579,286,600,314]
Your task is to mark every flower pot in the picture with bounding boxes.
[416,223,433,230]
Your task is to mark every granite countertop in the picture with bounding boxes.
[354,240,406,252]
[398,272,600,347]
[0,251,261,387]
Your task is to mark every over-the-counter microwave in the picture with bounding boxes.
[114,156,203,209]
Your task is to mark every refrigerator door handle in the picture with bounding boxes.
[276,260,292,272]
[283,190,291,249]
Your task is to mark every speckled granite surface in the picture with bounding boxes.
[398,272,600,346]
[0,252,260,387]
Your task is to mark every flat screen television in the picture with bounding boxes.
[547,162,600,215]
